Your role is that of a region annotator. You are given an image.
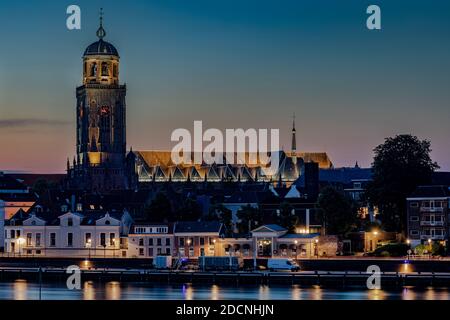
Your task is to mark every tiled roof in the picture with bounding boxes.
[174,221,223,233]
[409,185,450,198]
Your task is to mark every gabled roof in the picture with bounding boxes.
[252,224,286,233]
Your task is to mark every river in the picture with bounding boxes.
[1,280,450,300]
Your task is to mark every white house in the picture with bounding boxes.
[127,223,174,258]
[4,209,133,258]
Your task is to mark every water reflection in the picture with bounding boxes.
[13,280,28,300]
[83,281,95,300]
[0,280,449,300]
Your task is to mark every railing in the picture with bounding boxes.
[420,221,445,226]
[420,207,444,213]
[420,235,446,240]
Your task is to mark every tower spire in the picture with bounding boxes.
[96,8,106,40]
[291,113,297,155]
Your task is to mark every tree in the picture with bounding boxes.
[176,196,202,221]
[365,134,439,233]
[236,204,261,235]
[144,192,173,222]
[207,204,233,235]
[317,186,357,236]
[275,201,298,232]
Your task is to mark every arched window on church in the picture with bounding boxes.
[101,62,109,76]
[113,64,118,77]
[90,62,97,77]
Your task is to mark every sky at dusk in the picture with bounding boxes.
[0,0,449,173]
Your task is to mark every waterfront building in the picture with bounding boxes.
[407,185,450,247]
[3,208,132,258]
[173,221,224,258]
[127,223,174,258]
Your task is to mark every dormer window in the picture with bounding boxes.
[61,205,68,213]
[105,220,110,225]
[67,218,73,227]
[76,203,83,212]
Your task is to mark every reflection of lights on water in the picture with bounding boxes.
[312,285,323,300]
[291,284,301,300]
[211,285,219,300]
[83,281,95,300]
[14,279,28,300]
[258,285,269,300]
[105,281,121,300]
[182,284,194,300]
[402,286,416,300]
[368,289,386,300]
[425,287,435,300]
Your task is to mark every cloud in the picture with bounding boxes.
[0,118,70,128]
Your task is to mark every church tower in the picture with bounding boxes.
[291,113,297,165]
[69,10,127,191]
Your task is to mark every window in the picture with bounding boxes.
[353,182,362,189]
[157,248,162,255]
[105,220,110,225]
[138,238,144,246]
[90,63,97,76]
[110,233,115,246]
[410,216,419,222]
[101,62,109,76]
[410,202,419,208]
[410,230,419,236]
[148,248,153,256]
[76,203,82,211]
[157,238,162,246]
[148,238,153,246]
[36,233,41,247]
[85,233,92,246]
[36,250,41,255]
[50,233,56,247]
[26,233,32,246]
[165,238,170,246]
[67,218,73,227]
[113,64,118,77]
[179,238,185,246]
[139,248,144,256]
[67,233,73,247]
[200,237,205,246]
[165,248,171,255]
[10,230,15,239]
[100,233,106,247]
[17,230,20,238]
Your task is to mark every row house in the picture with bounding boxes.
[407,185,450,247]
[4,209,132,258]
[173,221,223,258]
[127,223,174,258]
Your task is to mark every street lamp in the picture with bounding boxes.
[17,237,25,257]
[294,240,298,261]
[315,239,319,258]
[187,239,192,259]
[86,239,92,259]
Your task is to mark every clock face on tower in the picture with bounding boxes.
[100,105,110,115]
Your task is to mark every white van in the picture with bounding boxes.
[267,258,300,272]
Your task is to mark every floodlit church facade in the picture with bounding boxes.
[67,16,332,192]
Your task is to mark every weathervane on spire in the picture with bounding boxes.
[96,7,106,40]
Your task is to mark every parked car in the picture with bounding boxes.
[267,258,300,272]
